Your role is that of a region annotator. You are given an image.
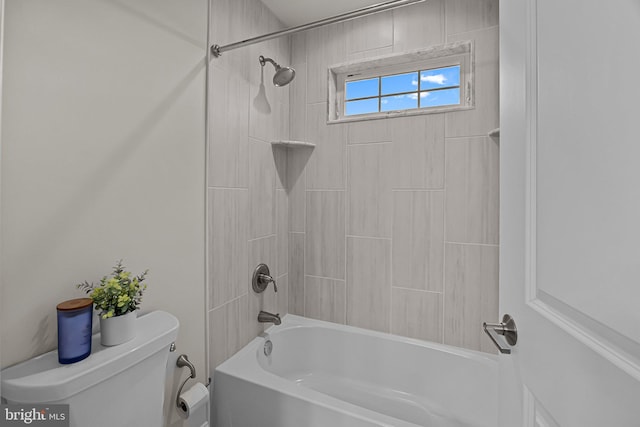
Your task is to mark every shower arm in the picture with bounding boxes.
[211,0,427,58]
[259,56,279,68]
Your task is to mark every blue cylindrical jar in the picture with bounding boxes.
[57,298,93,364]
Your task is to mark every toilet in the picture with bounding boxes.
[1,311,180,427]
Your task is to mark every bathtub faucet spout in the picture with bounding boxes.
[258,311,281,325]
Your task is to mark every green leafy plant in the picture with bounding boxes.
[77,260,148,319]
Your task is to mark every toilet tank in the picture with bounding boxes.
[1,310,179,427]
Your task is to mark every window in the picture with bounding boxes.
[344,66,462,116]
[328,41,473,122]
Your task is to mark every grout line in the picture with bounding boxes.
[331,281,337,324]
[305,274,345,282]
[301,229,306,316]
[445,241,499,247]
[302,158,307,317]
[442,117,448,345]
[346,235,392,240]
[392,188,445,192]
[255,138,275,145]
[383,135,392,335]
[209,291,249,312]
[389,188,394,334]
[204,0,212,379]
[391,286,443,295]
[390,4,395,50]
[446,24,500,39]
[208,186,249,191]
[445,134,495,141]
[442,0,447,43]
[306,189,346,192]
[347,46,395,61]
[347,140,393,146]
[303,275,307,318]
[344,133,349,327]
[248,234,276,243]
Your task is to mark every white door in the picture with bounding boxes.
[499,0,640,426]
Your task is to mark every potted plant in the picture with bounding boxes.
[78,260,148,346]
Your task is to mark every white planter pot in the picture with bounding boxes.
[99,310,137,346]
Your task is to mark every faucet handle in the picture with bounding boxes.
[252,264,277,293]
[258,273,277,292]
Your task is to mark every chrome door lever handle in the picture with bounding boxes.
[483,314,518,354]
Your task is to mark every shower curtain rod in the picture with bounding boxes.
[211,0,427,57]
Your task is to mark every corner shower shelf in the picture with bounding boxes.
[271,140,315,148]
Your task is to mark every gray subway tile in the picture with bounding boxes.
[305,103,346,190]
[208,188,248,309]
[346,237,391,332]
[392,191,444,291]
[304,276,345,323]
[445,0,499,36]
[288,232,305,315]
[391,288,443,342]
[445,136,499,244]
[443,243,498,353]
[392,115,445,189]
[445,26,499,137]
[347,143,392,238]
[305,191,345,279]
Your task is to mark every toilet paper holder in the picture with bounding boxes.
[176,354,197,411]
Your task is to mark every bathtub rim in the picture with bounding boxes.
[214,314,498,427]
[263,314,497,363]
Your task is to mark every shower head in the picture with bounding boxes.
[259,55,296,87]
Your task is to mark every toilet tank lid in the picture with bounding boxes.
[1,310,179,403]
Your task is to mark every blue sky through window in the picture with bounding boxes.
[344,65,461,116]
[346,78,378,100]
[420,88,460,108]
[381,94,418,111]
[381,72,417,95]
[420,66,460,90]
[346,98,379,115]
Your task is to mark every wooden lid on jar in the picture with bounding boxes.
[56,298,93,311]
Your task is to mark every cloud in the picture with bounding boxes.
[420,92,429,98]
[408,93,418,100]
[411,79,419,86]
[421,73,447,85]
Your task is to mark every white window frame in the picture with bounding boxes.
[327,41,474,123]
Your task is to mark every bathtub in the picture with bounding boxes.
[213,315,498,427]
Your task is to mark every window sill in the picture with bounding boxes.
[328,105,474,124]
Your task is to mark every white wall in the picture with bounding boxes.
[0,0,207,424]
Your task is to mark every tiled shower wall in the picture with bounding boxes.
[287,0,500,353]
[207,0,291,374]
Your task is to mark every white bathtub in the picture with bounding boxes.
[213,315,498,427]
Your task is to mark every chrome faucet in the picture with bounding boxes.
[258,272,277,292]
[258,311,281,325]
[252,264,277,293]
